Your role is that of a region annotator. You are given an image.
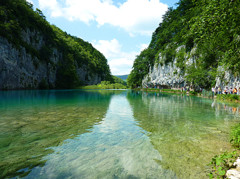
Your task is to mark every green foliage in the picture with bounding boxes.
[209,118,240,178]
[0,0,112,89]
[81,81,127,90]
[175,47,186,71]
[230,124,240,149]
[161,89,180,93]
[113,76,127,86]
[39,45,52,62]
[38,79,49,89]
[129,0,240,89]
[127,48,155,88]
[189,91,197,95]
[217,94,240,101]
[185,63,216,89]
[209,151,238,178]
[56,54,79,89]
[161,44,177,64]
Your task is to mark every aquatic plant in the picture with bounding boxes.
[209,123,240,178]
[230,124,240,149]
[208,151,238,178]
[217,94,240,101]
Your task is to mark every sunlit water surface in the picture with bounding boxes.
[1,90,240,179]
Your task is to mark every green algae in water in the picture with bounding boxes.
[0,90,112,178]
[0,90,240,178]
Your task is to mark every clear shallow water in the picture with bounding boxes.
[0,90,240,179]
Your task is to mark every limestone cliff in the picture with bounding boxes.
[0,0,112,90]
[128,0,240,90]
[0,35,101,89]
[0,32,105,90]
[142,46,240,90]
[142,46,190,88]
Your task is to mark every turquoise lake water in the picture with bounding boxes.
[1,90,240,178]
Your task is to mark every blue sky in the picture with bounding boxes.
[27,0,179,75]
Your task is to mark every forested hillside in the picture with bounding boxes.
[115,75,128,81]
[128,0,240,89]
[0,0,112,89]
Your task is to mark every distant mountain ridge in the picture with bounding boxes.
[115,75,128,81]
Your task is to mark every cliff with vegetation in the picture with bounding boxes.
[0,0,112,90]
[128,0,240,90]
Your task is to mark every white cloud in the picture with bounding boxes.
[38,0,168,35]
[26,0,34,5]
[39,0,63,17]
[139,43,149,51]
[92,39,122,59]
[92,39,140,75]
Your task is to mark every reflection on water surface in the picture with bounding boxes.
[0,90,239,178]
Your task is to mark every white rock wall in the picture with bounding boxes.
[215,67,240,89]
[142,45,187,88]
[142,61,185,88]
[142,45,239,90]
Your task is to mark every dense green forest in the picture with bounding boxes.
[127,0,240,89]
[0,0,113,88]
[81,76,127,89]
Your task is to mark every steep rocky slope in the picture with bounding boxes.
[0,0,112,89]
[128,0,240,90]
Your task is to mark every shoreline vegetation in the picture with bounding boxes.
[79,81,127,90]
[79,76,128,90]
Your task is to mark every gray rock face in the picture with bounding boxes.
[142,45,239,90]
[142,61,185,88]
[0,29,102,90]
[142,45,187,88]
[0,37,51,89]
[216,67,240,90]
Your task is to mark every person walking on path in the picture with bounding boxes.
[225,87,229,94]
[218,87,222,94]
[233,88,237,94]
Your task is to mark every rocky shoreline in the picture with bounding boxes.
[226,158,240,179]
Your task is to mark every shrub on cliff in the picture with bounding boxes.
[128,0,240,89]
[0,0,113,89]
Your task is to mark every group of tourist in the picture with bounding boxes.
[211,86,240,95]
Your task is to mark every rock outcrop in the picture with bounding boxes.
[226,157,240,179]
[215,67,240,90]
[142,60,185,88]
[0,1,111,90]
[142,46,188,88]
[0,30,104,90]
[142,46,240,90]
[0,36,56,89]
